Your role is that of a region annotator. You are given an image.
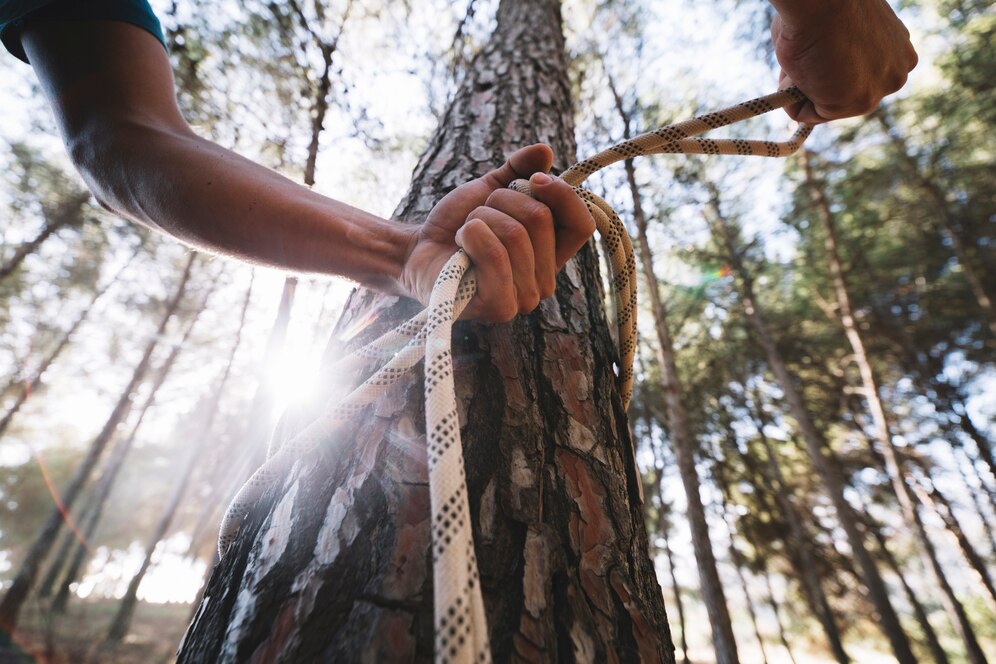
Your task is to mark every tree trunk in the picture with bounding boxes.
[861,508,950,664]
[0,249,134,439]
[907,468,996,607]
[0,192,90,283]
[611,76,738,664]
[760,565,799,664]
[874,111,996,336]
[105,273,244,641]
[178,1,673,661]
[48,278,216,613]
[0,253,196,634]
[747,389,850,664]
[802,152,988,664]
[705,199,916,663]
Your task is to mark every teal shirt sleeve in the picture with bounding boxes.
[0,0,167,63]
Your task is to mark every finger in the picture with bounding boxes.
[779,73,829,124]
[455,218,517,323]
[480,144,554,191]
[484,188,556,298]
[525,172,596,268]
[468,206,540,313]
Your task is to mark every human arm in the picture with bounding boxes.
[768,0,918,123]
[20,19,593,321]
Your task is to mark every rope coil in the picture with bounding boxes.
[219,87,813,664]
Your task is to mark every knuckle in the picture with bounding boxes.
[502,223,531,252]
[519,289,541,314]
[470,206,490,221]
[539,275,556,299]
[528,202,554,227]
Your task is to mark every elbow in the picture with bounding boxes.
[65,123,129,215]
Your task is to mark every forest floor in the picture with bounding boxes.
[6,597,189,664]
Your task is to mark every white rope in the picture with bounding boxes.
[218,87,813,663]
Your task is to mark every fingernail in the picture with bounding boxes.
[530,172,552,185]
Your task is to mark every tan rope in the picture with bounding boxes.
[218,87,812,664]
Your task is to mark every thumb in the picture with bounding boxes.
[480,144,554,190]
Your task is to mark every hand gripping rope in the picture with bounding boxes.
[218,87,813,664]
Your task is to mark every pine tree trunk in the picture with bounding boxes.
[760,566,799,664]
[612,78,738,664]
[747,390,850,664]
[178,2,673,661]
[706,200,916,663]
[0,250,132,438]
[874,111,996,336]
[0,191,90,282]
[802,152,988,664]
[48,282,213,613]
[0,253,196,635]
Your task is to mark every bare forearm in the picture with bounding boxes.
[79,121,414,291]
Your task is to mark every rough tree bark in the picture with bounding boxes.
[610,75,738,664]
[802,151,988,664]
[178,1,672,662]
[705,198,916,663]
[0,252,197,634]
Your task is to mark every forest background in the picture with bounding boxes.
[0,0,992,662]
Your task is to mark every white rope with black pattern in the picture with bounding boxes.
[217,87,813,664]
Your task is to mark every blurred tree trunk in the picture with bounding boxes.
[178,1,673,661]
[906,464,996,606]
[706,198,916,664]
[612,77,738,664]
[874,111,996,336]
[747,389,850,664]
[760,566,799,664]
[0,191,90,283]
[716,490,769,664]
[803,151,988,664]
[864,514,950,664]
[45,279,215,612]
[0,253,196,634]
[106,274,243,642]
[0,250,134,438]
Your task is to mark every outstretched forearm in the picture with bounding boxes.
[77,119,413,291]
[23,18,413,292]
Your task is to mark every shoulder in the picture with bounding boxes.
[1,0,166,63]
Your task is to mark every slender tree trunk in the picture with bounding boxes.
[760,565,799,664]
[874,111,996,335]
[0,250,134,438]
[106,275,244,642]
[0,253,196,634]
[716,490,769,664]
[747,391,850,664]
[178,2,673,661]
[611,77,738,664]
[0,192,90,282]
[908,470,996,606]
[706,199,916,663]
[659,516,692,664]
[48,279,216,613]
[105,443,199,642]
[802,152,988,664]
[862,510,951,664]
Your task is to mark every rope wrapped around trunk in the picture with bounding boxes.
[218,87,813,664]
